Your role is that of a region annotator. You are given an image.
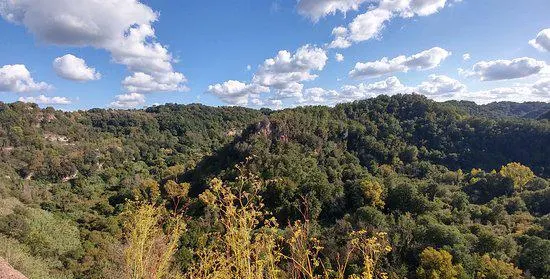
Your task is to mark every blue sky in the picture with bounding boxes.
[0,0,549,110]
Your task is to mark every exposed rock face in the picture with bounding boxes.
[0,258,28,279]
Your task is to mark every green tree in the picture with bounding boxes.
[476,254,523,279]
[416,247,462,279]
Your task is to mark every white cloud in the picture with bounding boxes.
[285,75,549,107]
[464,57,547,81]
[462,53,471,61]
[533,79,550,95]
[329,0,450,48]
[329,8,392,48]
[110,92,146,108]
[416,74,466,98]
[390,0,447,17]
[247,65,252,71]
[412,75,550,103]
[296,76,412,106]
[0,0,187,93]
[299,87,340,105]
[252,45,328,98]
[348,8,392,42]
[0,64,51,93]
[207,45,328,107]
[267,99,283,109]
[18,95,71,104]
[297,0,372,22]
[340,76,411,101]
[335,53,345,62]
[405,47,452,69]
[349,47,451,78]
[53,54,101,81]
[455,85,548,104]
[529,28,550,52]
[329,26,353,49]
[207,80,270,106]
[122,72,188,93]
[350,56,407,78]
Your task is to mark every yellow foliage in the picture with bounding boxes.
[416,247,462,279]
[190,176,282,279]
[285,220,324,279]
[476,254,523,279]
[136,178,161,201]
[123,203,186,279]
[123,171,393,279]
[348,231,391,279]
[164,180,190,212]
[361,179,385,209]
[499,163,534,191]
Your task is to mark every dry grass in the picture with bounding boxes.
[123,171,391,279]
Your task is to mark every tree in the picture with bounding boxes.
[137,178,160,202]
[499,163,534,191]
[163,180,189,212]
[476,254,523,279]
[416,247,462,279]
[361,178,385,209]
[518,236,550,278]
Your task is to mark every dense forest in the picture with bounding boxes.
[1,94,550,279]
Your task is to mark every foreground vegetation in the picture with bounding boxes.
[0,95,549,278]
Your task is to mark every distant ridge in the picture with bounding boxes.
[443,100,550,119]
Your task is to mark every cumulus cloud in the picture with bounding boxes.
[251,45,328,98]
[299,87,340,105]
[297,0,372,22]
[18,95,71,104]
[416,74,465,97]
[529,28,550,52]
[207,45,328,107]
[53,54,101,81]
[329,0,449,48]
[349,47,451,78]
[411,75,550,103]
[110,93,146,108]
[295,76,412,106]
[207,80,270,106]
[340,76,411,101]
[350,57,407,78]
[0,0,187,93]
[387,0,447,17]
[335,53,345,62]
[329,8,391,48]
[329,27,353,49]
[462,53,471,61]
[462,57,547,81]
[533,79,550,95]
[0,64,51,93]
[295,75,548,107]
[122,72,188,93]
[295,75,465,106]
[267,99,283,109]
[455,83,549,104]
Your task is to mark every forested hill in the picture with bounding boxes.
[1,94,550,279]
[442,100,550,119]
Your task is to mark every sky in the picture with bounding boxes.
[0,0,549,110]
